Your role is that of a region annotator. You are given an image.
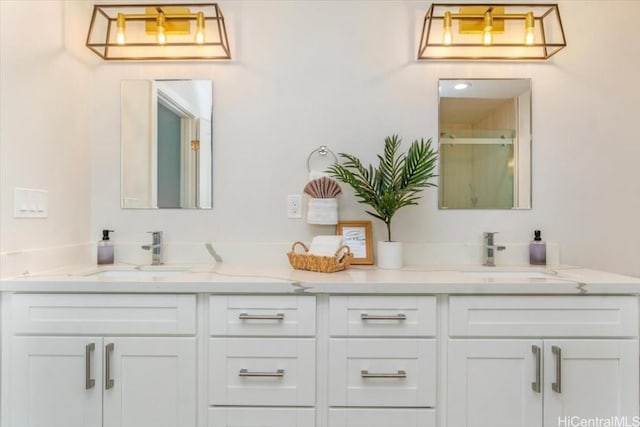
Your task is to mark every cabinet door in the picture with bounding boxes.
[11,336,103,427]
[447,340,543,427]
[102,337,196,427]
[544,340,639,424]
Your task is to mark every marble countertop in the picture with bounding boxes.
[2,263,640,295]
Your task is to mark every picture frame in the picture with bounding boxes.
[335,220,373,265]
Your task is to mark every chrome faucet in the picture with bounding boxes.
[141,231,163,265]
[483,232,506,267]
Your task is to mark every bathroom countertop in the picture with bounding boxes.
[2,263,640,295]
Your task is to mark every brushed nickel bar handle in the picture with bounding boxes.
[361,369,407,378]
[239,368,285,377]
[531,345,541,393]
[85,343,95,390]
[551,345,562,393]
[239,313,285,320]
[360,313,406,321]
[105,343,115,390]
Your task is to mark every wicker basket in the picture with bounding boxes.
[287,241,353,273]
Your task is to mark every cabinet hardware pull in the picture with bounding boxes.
[551,345,562,393]
[361,369,407,378]
[105,343,115,390]
[238,313,285,320]
[239,368,285,377]
[85,343,95,390]
[360,313,406,321]
[531,345,541,393]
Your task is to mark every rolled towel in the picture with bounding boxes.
[307,198,338,225]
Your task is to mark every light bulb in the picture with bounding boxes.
[157,13,166,45]
[443,11,452,45]
[116,13,126,45]
[525,12,535,45]
[195,12,205,44]
[483,11,493,45]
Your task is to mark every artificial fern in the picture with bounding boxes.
[327,135,438,242]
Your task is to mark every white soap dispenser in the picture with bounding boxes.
[97,229,115,265]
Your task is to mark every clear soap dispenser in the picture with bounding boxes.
[97,229,115,265]
[529,230,546,266]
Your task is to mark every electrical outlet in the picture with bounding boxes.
[287,194,302,219]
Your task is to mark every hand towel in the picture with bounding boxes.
[308,235,343,257]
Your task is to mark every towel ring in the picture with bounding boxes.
[307,145,338,172]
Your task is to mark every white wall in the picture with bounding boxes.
[1,1,638,277]
[0,0,93,278]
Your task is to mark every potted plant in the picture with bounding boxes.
[327,134,438,269]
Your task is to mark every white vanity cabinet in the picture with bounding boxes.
[208,295,316,427]
[6,293,197,427]
[447,296,640,427]
[327,296,437,427]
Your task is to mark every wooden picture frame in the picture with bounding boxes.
[335,220,373,265]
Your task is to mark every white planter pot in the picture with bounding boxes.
[376,241,403,269]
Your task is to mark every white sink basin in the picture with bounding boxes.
[464,270,556,279]
[88,267,187,279]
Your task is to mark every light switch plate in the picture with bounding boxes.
[14,187,48,218]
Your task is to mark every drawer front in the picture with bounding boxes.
[328,339,436,407]
[11,294,196,335]
[449,296,639,338]
[210,295,315,336]
[329,296,436,337]
[209,338,315,406]
[328,408,436,427]
[209,408,315,427]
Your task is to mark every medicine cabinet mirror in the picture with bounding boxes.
[438,78,532,209]
[121,79,213,209]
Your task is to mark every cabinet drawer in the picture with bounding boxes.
[210,295,315,336]
[328,339,436,407]
[209,338,315,406]
[449,296,639,338]
[328,408,436,427]
[11,294,196,335]
[329,296,436,337]
[209,408,315,427]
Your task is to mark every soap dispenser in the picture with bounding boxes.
[529,230,546,266]
[97,229,115,265]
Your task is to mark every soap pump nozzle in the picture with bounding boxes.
[102,229,114,241]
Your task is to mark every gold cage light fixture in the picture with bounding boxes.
[418,3,566,60]
[86,3,231,60]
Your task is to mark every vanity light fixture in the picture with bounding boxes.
[86,3,231,60]
[418,3,566,60]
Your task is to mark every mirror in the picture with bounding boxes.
[438,78,531,209]
[121,79,213,209]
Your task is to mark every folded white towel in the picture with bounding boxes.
[308,235,343,257]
